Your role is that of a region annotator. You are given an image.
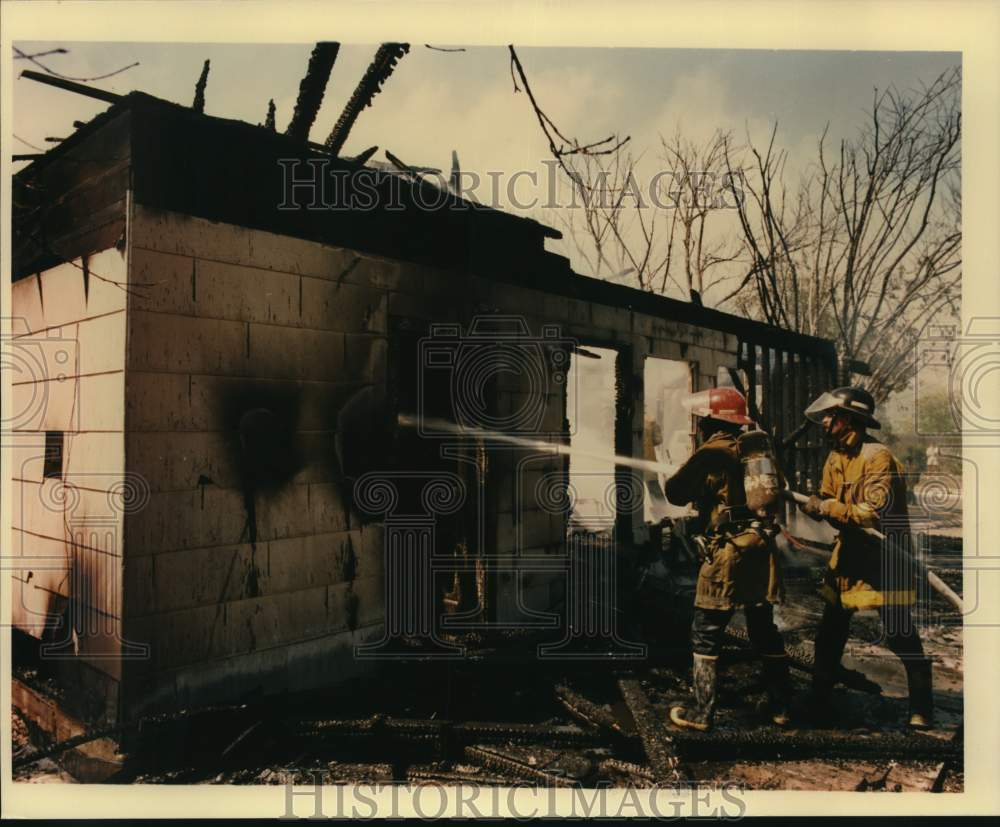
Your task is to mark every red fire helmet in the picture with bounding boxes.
[681,387,755,425]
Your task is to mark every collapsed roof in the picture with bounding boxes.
[12,64,834,361]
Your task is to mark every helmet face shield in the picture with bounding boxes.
[804,387,881,429]
[804,391,843,424]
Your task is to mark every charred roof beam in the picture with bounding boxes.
[285,42,341,144]
[191,59,210,113]
[19,69,121,104]
[324,42,409,157]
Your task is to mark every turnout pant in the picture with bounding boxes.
[814,601,925,677]
[812,600,932,722]
[681,602,792,728]
[691,603,785,659]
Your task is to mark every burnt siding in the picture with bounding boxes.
[13,110,131,281]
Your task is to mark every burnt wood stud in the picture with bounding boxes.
[192,59,210,113]
[325,43,410,157]
[20,69,121,104]
[285,42,341,144]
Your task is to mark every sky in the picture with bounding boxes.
[6,41,964,481]
[12,42,959,286]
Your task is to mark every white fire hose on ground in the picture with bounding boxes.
[780,489,963,614]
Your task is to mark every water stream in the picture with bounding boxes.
[397,413,680,478]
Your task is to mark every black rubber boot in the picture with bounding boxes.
[800,604,850,727]
[761,655,792,727]
[904,657,934,729]
[670,653,717,732]
[794,648,840,728]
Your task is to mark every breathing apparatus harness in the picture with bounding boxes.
[690,428,784,564]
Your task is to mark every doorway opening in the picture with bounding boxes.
[642,357,694,523]
[565,346,620,536]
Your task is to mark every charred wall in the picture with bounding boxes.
[13,109,130,282]
[120,205,392,718]
[114,203,790,717]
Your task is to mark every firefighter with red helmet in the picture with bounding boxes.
[798,386,933,728]
[665,387,791,732]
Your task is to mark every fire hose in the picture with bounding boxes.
[781,489,963,614]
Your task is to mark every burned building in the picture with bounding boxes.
[9,84,841,758]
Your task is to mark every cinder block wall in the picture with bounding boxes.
[120,205,404,717]
[478,282,739,621]
[116,203,740,718]
[9,248,129,725]
[9,204,743,725]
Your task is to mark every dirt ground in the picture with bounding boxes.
[689,758,961,792]
[680,587,964,792]
[12,554,963,791]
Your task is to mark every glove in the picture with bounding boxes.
[799,495,827,520]
[691,535,712,564]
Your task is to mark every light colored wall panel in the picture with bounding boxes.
[8,528,72,594]
[10,277,44,336]
[76,371,125,431]
[9,375,79,433]
[6,433,48,484]
[75,313,127,376]
[63,432,125,480]
[10,479,66,542]
[10,249,127,335]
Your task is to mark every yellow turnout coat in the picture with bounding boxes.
[818,433,916,609]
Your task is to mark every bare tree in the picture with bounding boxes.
[556,129,742,301]
[555,145,654,288]
[722,67,961,400]
[659,129,743,302]
[508,45,630,186]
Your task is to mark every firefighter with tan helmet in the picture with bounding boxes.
[798,386,933,729]
[665,387,792,732]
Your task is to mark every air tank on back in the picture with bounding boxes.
[737,429,783,518]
